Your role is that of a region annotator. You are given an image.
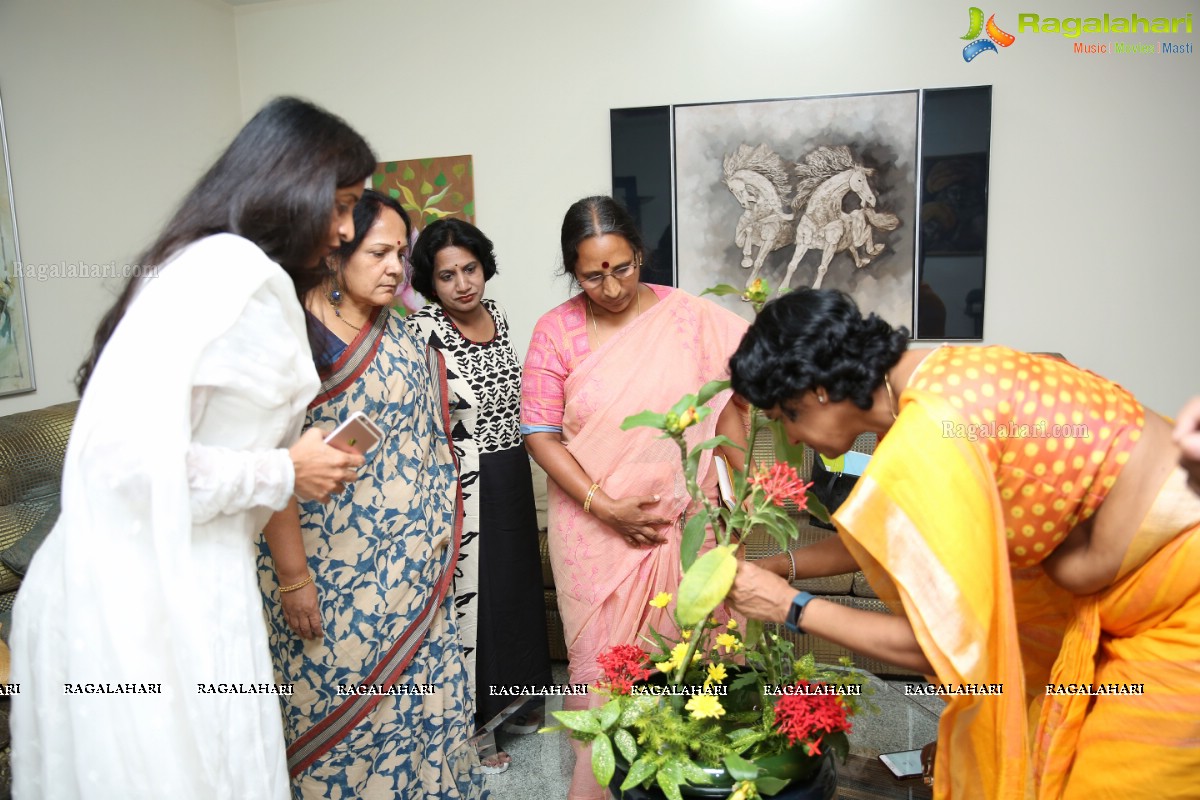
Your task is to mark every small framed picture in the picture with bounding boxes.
[0,86,36,396]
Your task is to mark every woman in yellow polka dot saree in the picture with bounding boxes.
[725,290,1200,799]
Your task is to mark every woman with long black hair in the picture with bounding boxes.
[11,97,375,800]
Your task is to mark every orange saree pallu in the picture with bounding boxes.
[834,347,1200,799]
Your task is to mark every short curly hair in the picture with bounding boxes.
[409,217,498,302]
[730,289,909,412]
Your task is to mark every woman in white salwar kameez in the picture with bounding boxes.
[9,97,377,800]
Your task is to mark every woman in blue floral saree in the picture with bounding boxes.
[256,191,483,799]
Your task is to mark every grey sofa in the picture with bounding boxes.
[0,400,79,798]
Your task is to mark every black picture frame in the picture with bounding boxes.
[610,86,993,340]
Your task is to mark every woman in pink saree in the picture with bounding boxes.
[521,196,749,800]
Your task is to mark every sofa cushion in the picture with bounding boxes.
[0,498,58,577]
[0,402,76,506]
[0,498,60,593]
[537,529,555,589]
[851,571,880,598]
[543,589,568,662]
[0,401,76,594]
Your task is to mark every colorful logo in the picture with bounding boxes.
[962,7,1016,61]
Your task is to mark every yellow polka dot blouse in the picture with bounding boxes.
[908,346,1145,568]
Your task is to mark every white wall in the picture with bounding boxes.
[0,0,241,413]
[231,0,1198,414]
[2,0,1197,416]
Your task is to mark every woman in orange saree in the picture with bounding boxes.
[522,196,749,800]
[726,289,1200,800]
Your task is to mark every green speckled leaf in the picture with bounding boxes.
[613,728,637,762]
[591,733,615,787]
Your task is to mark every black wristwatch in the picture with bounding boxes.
[785,591,815,634]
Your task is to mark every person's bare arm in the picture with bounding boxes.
[262,498,322,639]
[755,535,861,580]
[1044,414,1180,594]
[729,560,932,674]
[524,431,670,547]
[716,398,750,473]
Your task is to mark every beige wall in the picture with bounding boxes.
[1,0,1197,416]
[232,0,1198,413]
[0,0,241,413]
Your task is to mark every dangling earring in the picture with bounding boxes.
[326,266,360,330]
[327,261,344,308]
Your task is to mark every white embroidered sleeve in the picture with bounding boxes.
[186,387,296,523]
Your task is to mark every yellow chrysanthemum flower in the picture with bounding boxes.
[716,633,743,653]
[681,630,692,641]
[649,592,672,609]
[705,663,727,687]
[657,658,676,673]
[685,693,725,720]
[726,619,738,630]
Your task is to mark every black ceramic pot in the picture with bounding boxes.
[608,750,837,800]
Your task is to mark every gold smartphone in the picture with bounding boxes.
[323,411,383,457]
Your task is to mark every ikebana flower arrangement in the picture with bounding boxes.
[545,278,870,800]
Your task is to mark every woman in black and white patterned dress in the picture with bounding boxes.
[406,218,552,771]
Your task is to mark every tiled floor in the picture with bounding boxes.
[481,663,940,800]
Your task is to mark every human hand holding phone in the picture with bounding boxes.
[289,428,365,503]
[323,410,383,457]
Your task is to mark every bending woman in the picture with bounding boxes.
[11,97,372,799]
[521,196,748,800]
[257,190,481,799]
[407,218,553,768]
[727,289,1200,799]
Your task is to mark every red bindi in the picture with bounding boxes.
[601,261,609,269]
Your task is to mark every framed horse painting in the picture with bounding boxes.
[673,91,919,331]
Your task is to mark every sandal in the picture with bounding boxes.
[501,710,545,735]
[479,751,511,775]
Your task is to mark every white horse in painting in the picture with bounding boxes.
[722,144,795,283]
[779,146,899,291]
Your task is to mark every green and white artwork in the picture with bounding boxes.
[0,88,35,396]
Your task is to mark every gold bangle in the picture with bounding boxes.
[786,550,796,583]
[279,574,313,593]
[583,483,601,514]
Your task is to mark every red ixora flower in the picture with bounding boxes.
[750,462,812,510]
[596,644,652,695]
[772,681,852,755]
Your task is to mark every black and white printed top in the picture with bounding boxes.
[405,298,523,455]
